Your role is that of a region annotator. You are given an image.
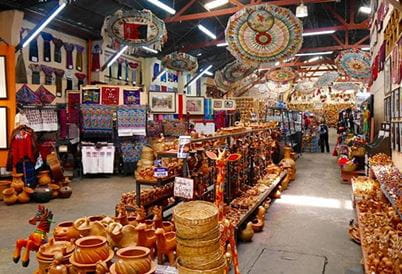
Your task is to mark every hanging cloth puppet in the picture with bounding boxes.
[52,37,64,63]
[75,73,86,90]
[128,62,138,84]
[29,38,39,62]
[64,43,75,69]
[65,70,73,90]
[41,32,53,62]
[41,65,54,85]
[75,44,84,71]
[16,51,28,84]
[91,44,102,72]
[28,64,41,84]
[54,69,65,97]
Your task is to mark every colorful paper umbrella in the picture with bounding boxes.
[214,70,232,91]
[295,80,316,94]
[335,49,370,80]
[266,67,298,83]
[314,72,339,88]
[225,4,303,65]
[161,52,198,72]
[222,60,257,83]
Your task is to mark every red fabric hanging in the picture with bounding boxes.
[178,94,184,119]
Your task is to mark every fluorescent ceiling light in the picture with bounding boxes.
[146,0,176,15]
[359,6,371,14]
[296,3,308,18]
[302,30,336,37]
[106,45,129,68]
[217,42,228,47]
[361,47,370,51]
[204,0,229,10]
[203,70,213,76]
[142,46,158,54]
[186,65,213,87]
[296,51,333,57]
[198,24,217,39]
[21,2,67,48]
[197,53,202,56]
[307,56,321,62]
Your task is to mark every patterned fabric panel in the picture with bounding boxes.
[81,104,114,133]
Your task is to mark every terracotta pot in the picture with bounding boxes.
[17,187,34,203]
[161,221,174,233]
[251,219,263,233]
[49,184,60,199]
[110,246,155,274]
[59,185,72,198]
[71,236,111,265]
[3,187,17,205]
[0,181,11,200]
[11,173,24,193]
[54,221,81,242]
[144,220,154,229]
[280,146,296,181]
[37,238,75,274]
[37,170,52,186]
[32,186,52,203]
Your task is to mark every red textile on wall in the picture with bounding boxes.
[9,131,35,166]
[178,94,184,119]
[101,87,120,105]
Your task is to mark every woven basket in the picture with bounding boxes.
[177,258,226,274]
[174,201,218,240]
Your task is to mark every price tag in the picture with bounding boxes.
[177,136,191,159]
[174,177,194,199]
[154,167,168,178]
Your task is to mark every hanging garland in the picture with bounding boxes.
[314,72,339,88]
[225,4,303,65]
[335,49,371,80]
[161,52,198,72]
[222,60,257,83]
[266,67,298,83]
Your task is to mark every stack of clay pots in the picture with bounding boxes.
[174,201,226,274]
[2,173,34,205]
[135,146,156,182]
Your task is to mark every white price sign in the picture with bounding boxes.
[154,167,168,178]
[174,177,194,199]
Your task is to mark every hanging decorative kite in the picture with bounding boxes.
[332,82,360,92]
[222,60,257,83]
[335,49,370,80]
[214,70,232,91]
[106,9,167,50]
[161,52,198,72]
[314,72,339,88]
[225,4,303,65]
[295,80,316,94]
[266,67,298,83]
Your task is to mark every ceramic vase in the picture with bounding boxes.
[70,236,112,266]
[37,170,52,186]
[11,173,24,193]
[2,187,17,205]
[17,187,34,203]
[33,186,52,203]
[110,246,154,274]
[59,185,72,198]
[0,181,11,200]
[280,146,296,181]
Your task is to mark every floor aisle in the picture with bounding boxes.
[238,151,362,274]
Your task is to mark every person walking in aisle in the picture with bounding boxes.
[319,119,330,153]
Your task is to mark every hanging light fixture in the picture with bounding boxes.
[296,2,308,18]
[204,0,229,10]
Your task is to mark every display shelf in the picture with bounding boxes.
[143,193,172,208]
[354,204,371,274]
[136,175,177,186]
[380,185,402,219]
[235,171,287,230]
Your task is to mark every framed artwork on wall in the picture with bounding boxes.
[0,107,7,149]
[384,57,391,95]
[213,99,224,110]
[392,46,399,84]
[391,89,396,119]
[0,56,7,99]
[396,88,400,118]
[186,97,204,115]
[384,98,388,122]
[399,122,402,152]
[149,91,176,113]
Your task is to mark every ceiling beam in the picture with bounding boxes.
[299,44,368,53]
[331,33,344,46]
[165,0,337,22]
[229,0,245,7]
[323,4,347,26]
[165,0,197,22]
[355,35,369,46]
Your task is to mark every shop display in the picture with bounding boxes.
[335,49,371,80]
[225,4,303,65]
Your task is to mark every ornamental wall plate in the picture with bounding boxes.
[225,4,303,65]
[266,67,298,83]
[222,60,257,83]
[314,72,339,88]
[335,49,371,80]
[161,52,198,72]
[106,9,167,50]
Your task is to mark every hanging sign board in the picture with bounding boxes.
[177,136,191,158]
[174,177,194,199]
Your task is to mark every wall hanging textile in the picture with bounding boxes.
[40,65,54,85]
[54,69,65,97]
[314,72,339,88]
[59,109,68,139]
[204,98,213,120]
[7,126,36,169]
[214,110,226,130]
[120,138,145,163]
[65,70,73,90]
[75,73,86,90]
[29,38,38,62]
[81,145,115,174]
[16,51,28,84]
[81,104,114,134]
[35,85,55,104]
[379,42,386,70]
[335,49,370,80]
[25,108,58,132]
[117,105,146,136]
[64,43,75,69]
[123,89,140,105]
[16,84,41,105]
[162,120,187,137]
[222,60,257,83]
[101,86,119,105]
[91,44,102,72]
[82,88,100,104]
[28,64,41,84]
[225,3,303,65]
[147,120,163,137]
[161,52,198,72]
[40,32,53,62]
[266,67,298,83]
[52,37,64,63]
[75,44,84,71]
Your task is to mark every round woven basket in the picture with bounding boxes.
[174,201,218,240]
[177,258,226,274]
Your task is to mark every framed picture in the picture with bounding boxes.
[399,122,402,152]
[0,107,7,149]
[384,57,391,95]
[391,89,396,119]
[384,98,388,122]
[224,99,236,110]
[0,56,7,99]
[186,97,204,115]
[149,91,176,113]
[213,99,224,110]
[82,88,100,104]
[396,88,400,118]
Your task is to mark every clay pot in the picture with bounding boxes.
[280,146,296,181]
[37,170,52,186]
[11,173,24,193]
[59,185,72,198]
[281,172,290,190]
[54,221,81,242]
[49,184,60,199]
[145,220,154,229]
[110,246,155,274]
[239,222,254,242]
[2,187,17,205]
[70,236,112,265]
[161,221,174,233]
[37,238,75,274]
[0,181,11,200]
[17,187,34,203]
[251,219,263,233]
[32,186,52,203]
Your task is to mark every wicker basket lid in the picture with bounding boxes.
[174,201,218,224]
